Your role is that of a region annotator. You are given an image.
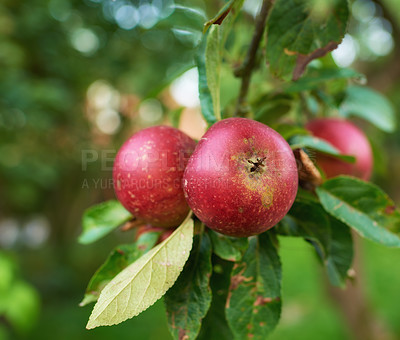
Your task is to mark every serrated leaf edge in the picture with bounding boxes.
[86,215,194,329]
[316,177,400,247]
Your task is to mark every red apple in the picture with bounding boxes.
[183,118,298,237]
[305,118,373,180]
[113,126,196,228]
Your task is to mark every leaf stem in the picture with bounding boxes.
[234,0,272,117]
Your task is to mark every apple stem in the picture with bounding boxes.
[120,218,146,231]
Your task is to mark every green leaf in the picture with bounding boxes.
[281,200,331,260]
[325,217,353,287]
[254,94,294,125]
[80,232,160,306]
[339,86,396,132]
[279,210,353,287]
[165,234,212,340]
[86,217,194,329]
[219,0,245,44]
[196,0,243,124]
[206,25,221,121]
[226,232,281,340]
[79,200,132,245]
[157,5,205,46]
[272,123,309,141]
[296,187,320,202]
[209,230,248,262]
[289,135,356,163]
[196,32,218,126]
[172,4,207,19]
[285,67,365,93]
[316,176,400,247]
[198,257,234,340]
[204,0,236,32]
[266,0,349,80]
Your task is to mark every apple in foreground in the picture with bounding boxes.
[113,125,196,228]
[183,118,298,237]
[306,118,373,180]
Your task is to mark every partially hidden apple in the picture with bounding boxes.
[183,118,298,237]
[135,225,174,244]
[113,125,196,228]
[306,118,373,180]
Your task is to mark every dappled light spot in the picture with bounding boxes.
[332,34,358,67]
[115,4,140,30]
[96,109,121,135]
[70,28,99,55]
[170,68,200,108]
[138,4,159,29]
[138,99,163,124]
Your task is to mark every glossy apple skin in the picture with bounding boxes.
[183,118,298,237]
[306,118,373,180]
[113,126,196,228]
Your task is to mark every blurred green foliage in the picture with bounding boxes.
[0,0,206,217]
[0,252,40,338]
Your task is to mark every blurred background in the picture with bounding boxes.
[0,0,399,339]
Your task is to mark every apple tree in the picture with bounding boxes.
[78,1,399,339]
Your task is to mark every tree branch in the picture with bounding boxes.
[234,0,272,117]
[325,232,395,340]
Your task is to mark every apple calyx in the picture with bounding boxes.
[247,157,267,174]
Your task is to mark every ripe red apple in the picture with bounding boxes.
[113,126,196,228]
[305,118,373,180]
[183,118,298,237]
